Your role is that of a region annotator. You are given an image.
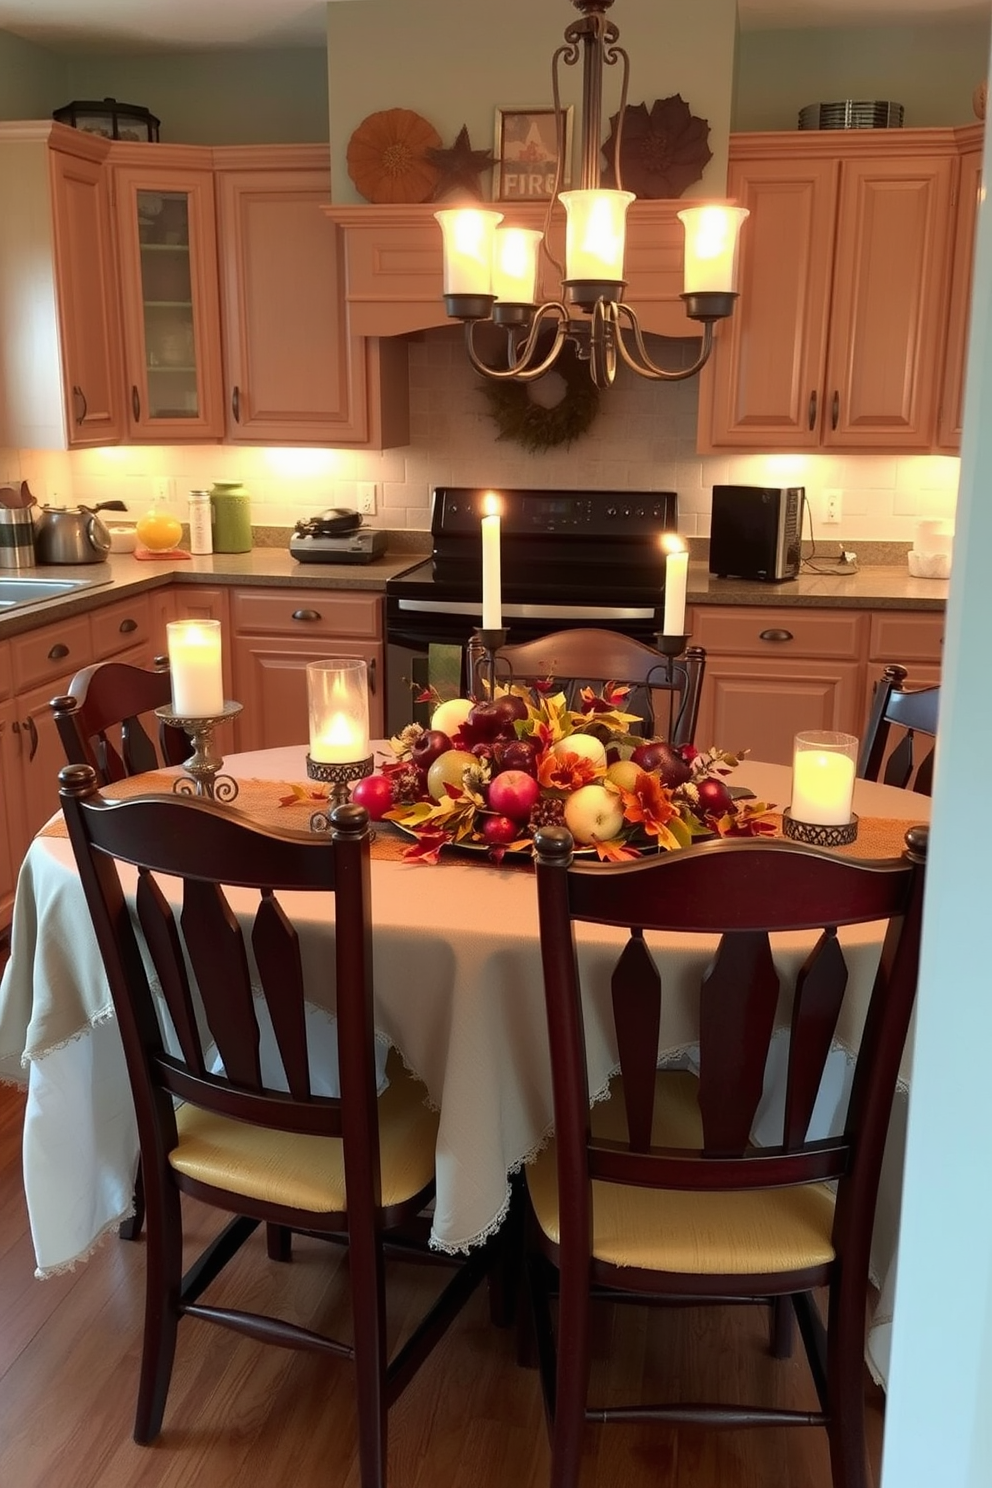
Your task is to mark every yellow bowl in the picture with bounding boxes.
[136,509,183,552]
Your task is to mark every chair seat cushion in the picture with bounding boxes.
[526,1070,836,1275]
[170,1051,437,1213]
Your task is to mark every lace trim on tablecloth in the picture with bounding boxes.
[34,1200,136,1280]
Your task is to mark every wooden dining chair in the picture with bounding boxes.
[494,629,705,747]
[50,655,192,784]
[858,663,939,795]
[526,822,927,1488]
[58,764,494,1484]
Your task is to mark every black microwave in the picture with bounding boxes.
[708,485,804,583]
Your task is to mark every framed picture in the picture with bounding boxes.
[494,106,573,202]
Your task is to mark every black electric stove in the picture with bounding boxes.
[385,486,679,730]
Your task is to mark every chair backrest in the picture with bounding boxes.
[858,663,939,795]
[495,629,705,747]
[50,657,191,784]
[533,825,926,1264]
[58,765,385,1214]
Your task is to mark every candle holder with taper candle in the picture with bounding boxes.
[306,657,373,833]
[156,701,244,800]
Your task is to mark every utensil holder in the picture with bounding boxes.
[0,509,37,569]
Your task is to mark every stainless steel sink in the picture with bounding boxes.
[0,576,99,610]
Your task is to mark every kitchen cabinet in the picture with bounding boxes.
[0,121,124,449]
[691,606,868,766]
[937,138,984,451]
[230,587,384,752]
[698,131,957,453]
[215,147,409,447]
[111,148,225,441]
[864,610,944,712]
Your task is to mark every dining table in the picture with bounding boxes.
[0,745,930,1390]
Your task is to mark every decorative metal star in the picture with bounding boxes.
[428,125,497,202]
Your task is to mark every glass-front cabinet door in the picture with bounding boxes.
[112,161,224,440]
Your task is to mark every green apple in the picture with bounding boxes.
[553,732,607,768]
[563,784,625,845]
[430,697,474,736]
[426,749,477,801]
[605,759,642,793]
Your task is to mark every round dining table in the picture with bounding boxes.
[0,746,929,1388]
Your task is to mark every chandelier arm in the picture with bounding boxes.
[464,307,570,383]
[613,304,717,382]
[589,299,618,388]
[542,44,571,284]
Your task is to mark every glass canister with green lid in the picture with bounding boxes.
[209,481,252,553]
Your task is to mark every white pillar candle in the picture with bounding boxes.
[166,619,224,718]
[481,492,502,631]
[791,732,858,826]
[307,658,370,764]
[662,539,689,637]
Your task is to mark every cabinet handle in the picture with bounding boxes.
[131,384,141,422]
[758,628,794,643]
[232,385,241,424]
[119,617,138,634]
[24,715,38,762]
[831,390,840,430]
[72,385,88,424]
[368,656,377,696]
[48,643,70,661]
[807,390,817,431]
[291,608,321,622]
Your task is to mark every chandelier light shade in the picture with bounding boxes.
[435,0,748,389]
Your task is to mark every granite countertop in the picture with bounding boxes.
[0,546,948,640]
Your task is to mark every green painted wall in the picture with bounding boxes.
[734,19,990,132]
[0,30,66,117]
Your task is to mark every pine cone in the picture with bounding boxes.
[390,764,425,804]
[528,796,566,833]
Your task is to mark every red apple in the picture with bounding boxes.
[490,693,528,730]
[487,769,540,822]
[497,736,541,776]
[410,728,452,769]
[695,777,733,817]
[481,814,520,845]
[351,774,394,821]
[466,700,504,739]
[630,739,692,787]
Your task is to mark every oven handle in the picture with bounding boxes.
[393,598,660,622]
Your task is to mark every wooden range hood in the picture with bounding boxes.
[322,200,700,342]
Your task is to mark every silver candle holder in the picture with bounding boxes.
[155,701,243,801]
[306,753,374,833]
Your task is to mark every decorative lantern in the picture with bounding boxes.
[53,97,160,143]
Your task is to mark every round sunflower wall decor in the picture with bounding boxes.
[481,341,600,453]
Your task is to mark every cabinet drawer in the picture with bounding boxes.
[231,588,382,639]
[90,594,153,659]
[868,611,944,665]
[11,616,91,693]
[0,643,11,701]
[692,606,867,660]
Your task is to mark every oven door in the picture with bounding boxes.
[385,595,663,733]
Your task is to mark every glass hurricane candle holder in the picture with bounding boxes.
[783,729,859,846]
[306,658,373,828]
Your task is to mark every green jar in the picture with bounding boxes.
[209,481,252,553]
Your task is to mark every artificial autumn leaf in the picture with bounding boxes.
[347,108,441,204]
[712,801,779,838]
[278,783,328,807]
[593,836,642,862]
[602,96,712,199]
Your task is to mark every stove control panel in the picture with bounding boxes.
[431,487,678,538]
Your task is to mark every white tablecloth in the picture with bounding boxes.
[0,749,929,1387]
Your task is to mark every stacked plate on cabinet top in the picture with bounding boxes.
[798,101,904,130]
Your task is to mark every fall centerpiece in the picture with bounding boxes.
[354,683,775,864]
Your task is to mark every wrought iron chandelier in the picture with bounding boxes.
[435,0,748,390]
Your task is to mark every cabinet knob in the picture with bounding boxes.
[831,390,840,431]
[291,608,321,622]
[232,385,241,424]
[17,715,39,761]
[131,385,141,422]
[368,656,377,695]
[48,643,70,661]
[807,390,817,431]
[72,385,88,424]
[758,628,794,643]
[119,618,138,634]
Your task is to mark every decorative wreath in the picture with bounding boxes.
[480,340,600,453]
[346,108,441,204]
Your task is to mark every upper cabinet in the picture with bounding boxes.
[936,137,984,451]
[111,147,226,441]
[214,147,408,447]
[0,122,124,449]
[698,130,963,454]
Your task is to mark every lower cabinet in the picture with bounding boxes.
[0,695,20,924]
[230,588,384,752]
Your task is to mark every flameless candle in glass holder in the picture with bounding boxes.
[306,658,373,829]
[783,730,859,846]
[158,619,242,801]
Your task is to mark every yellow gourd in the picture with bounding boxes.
[136,508,183,552]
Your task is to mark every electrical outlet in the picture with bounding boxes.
[823,488,842,525]
[153,477,177,505]
[358,482,378,516]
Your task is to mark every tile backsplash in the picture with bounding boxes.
[2,327,959,545]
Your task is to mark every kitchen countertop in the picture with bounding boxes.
[0,549,948,640]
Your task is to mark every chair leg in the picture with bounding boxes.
[133,1183,184,1444]
[489,1174,525,1329]
[825,1284,871,1488]
[550,1253,592,1488]
[349,1230,388,1488]
[266,1223,293,1262]
[119,1158,145,1242]
[770,1294,794,1359]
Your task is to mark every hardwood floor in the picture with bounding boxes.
[0,1082,884,1486]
